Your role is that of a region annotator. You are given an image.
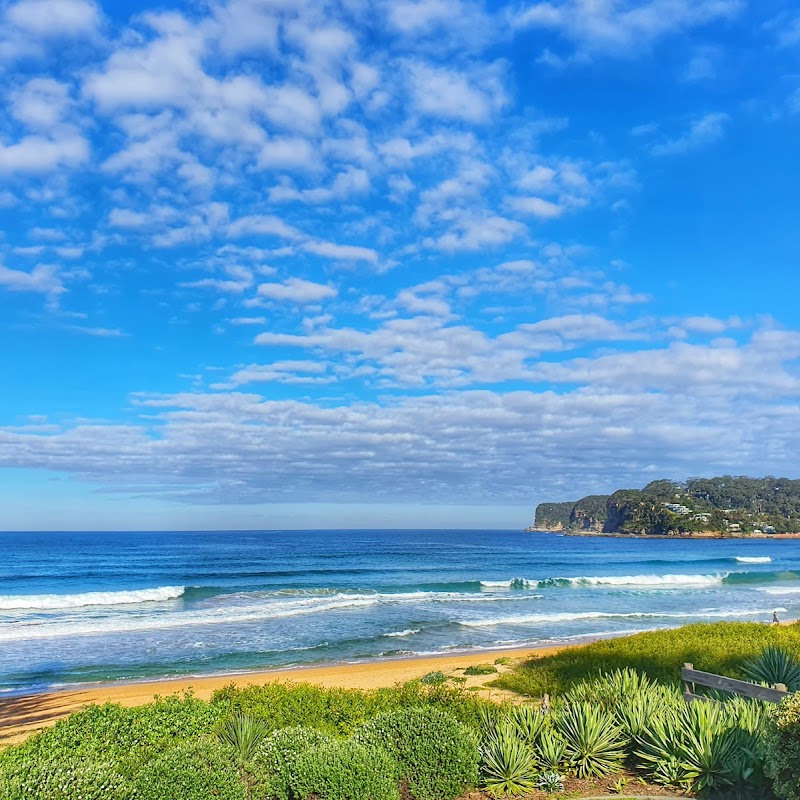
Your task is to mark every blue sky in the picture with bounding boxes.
[1,0,799,530]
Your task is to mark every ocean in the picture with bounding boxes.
[1,530,799,695]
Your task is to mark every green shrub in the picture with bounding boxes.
[0,756,132,800]
[211,679,495,736]
[0,694,221,776]
[464,663,498,676]
[490,622,800,697]
[420,671,447,685]
[355,706,479,800]
[556,702,626,778]
[249,726,332,800]
[132,739,246,800]
[764,692,800,800]
[480,723,538,797]
[290,739,399,800]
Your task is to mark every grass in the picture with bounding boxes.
[490,621,800,697]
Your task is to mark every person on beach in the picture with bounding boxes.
[773,610,780,624]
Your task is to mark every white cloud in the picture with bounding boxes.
[257,137,319,171]
[429,214,527,252]
[5,0,100,37]
[303,241,379,263]
[0,262,64,295]
[405,60,509,123]
[228,215,304,240]
[0,133,88,174]
[512,0,742,58]
[506,196,564,218]
[257,277,337,303]
[650,112,729,156]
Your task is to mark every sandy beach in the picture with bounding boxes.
[0,644,568,745]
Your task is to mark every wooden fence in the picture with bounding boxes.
[682,663,790,704]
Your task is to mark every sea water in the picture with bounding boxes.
[1,530,799,694]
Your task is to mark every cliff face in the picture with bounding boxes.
[569,495,608,531]
[533,501,575,530]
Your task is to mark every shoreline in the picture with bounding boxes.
[1,620,794,745]
[0,642,573,744]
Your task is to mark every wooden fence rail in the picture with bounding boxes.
[682,663,790,704]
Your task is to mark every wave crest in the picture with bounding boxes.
[0,586,186,611]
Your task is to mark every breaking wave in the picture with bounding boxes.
[0,586,186,611]
[734,557,772,564]
[383,629,420,637]
[482,574,725,589]
[480,570,800,590]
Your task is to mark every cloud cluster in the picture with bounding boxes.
[0,0,793,521]
[2,321,798,505]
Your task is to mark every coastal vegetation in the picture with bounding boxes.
[2,623,799,799]
[489,621,800,696]
[531,475,800,535]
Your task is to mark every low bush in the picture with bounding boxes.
[290,739,399,800]
[0,756,132,800]
[764,691,800,800]
[490,621,800,697]
[0,693,221,777]
[132,739,245,800]
[211,679,495,736]
[355,706,479,800]
[249,726,332,800]
[420,671,447,685]
[464,664,498,675]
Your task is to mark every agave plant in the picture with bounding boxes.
[565,668,656,711]
[509,705,548,746]
[614,691,662,746]
[634,707,686,786]
[535,730,568,772]
[477,703,502,738]
[557,703,626,778]
[741,646,800,691]
[480,723,538,797]
[216,713,269,762]
[680,701,738,794]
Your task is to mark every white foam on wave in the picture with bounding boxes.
[480,574,725,589]
[0,586,186,611]
[534,573,725,588]
[0,594,381,642]
[734,556,772,564]
[759,587,800,595]
[383,629,420,638]
[459,607,787,628]
[0,587,542,643]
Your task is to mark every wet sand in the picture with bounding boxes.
[0,644,568,744]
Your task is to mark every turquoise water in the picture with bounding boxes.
[1,530,799,694]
